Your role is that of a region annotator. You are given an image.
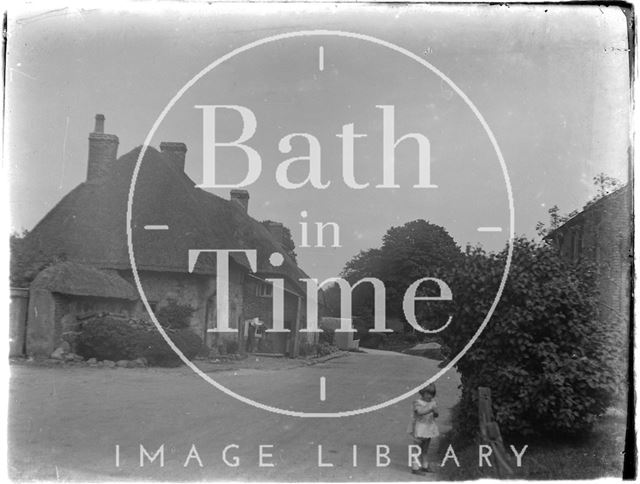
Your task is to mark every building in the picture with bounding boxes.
[22,114,317,357]
[546,184,632,325]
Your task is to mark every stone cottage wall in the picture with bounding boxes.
[202,269,244,352]
[26,288,57,356]
[25,291,138,357]
[552,188,631,322]
[120,269,244,351]
[9,288,29,356]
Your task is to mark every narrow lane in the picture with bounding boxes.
[9,350,460,481]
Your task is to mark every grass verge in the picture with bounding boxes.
[437,412,627,480]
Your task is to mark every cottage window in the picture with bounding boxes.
[256,282,273,298]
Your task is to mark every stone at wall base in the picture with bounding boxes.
[50,347,66,360]
[132,357,147,368]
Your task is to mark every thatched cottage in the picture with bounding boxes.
[23,115,316,357]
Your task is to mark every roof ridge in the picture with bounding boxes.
[25,142,312,289]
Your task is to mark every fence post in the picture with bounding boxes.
[478,386,514,477]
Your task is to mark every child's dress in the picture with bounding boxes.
[408,398,439,439]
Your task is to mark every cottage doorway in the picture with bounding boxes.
[267,319,292,355]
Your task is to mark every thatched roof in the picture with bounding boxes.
[24,145,309,294]
[31,262,138,300]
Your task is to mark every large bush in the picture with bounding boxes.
[76,317,139,361]
[441,238,618,438]
[77,316,202,367]
[136,328,203,367]
[10,230,66,287]
[156,300,195,330]
[318,326,335,345]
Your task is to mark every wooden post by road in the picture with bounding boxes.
[289,295,303,358]
[478,386,514,477]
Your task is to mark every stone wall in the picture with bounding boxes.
[550,186,631,321]
[10,288,29,356]
[25,265,317,357]
[26,288,57,356]
[119,269,244,350]
[25,290,138,357]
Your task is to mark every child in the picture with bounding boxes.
[408,383,439,474]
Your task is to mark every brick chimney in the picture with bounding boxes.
[159,142,187,172]
[264,221,284,245]
[230,189,249,213]
[87,114,119,183]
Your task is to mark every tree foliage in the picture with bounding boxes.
[261,220,297,262]
[591,172,621,201]
[536,173,622,238]
[156,300,195,330]
[10,230,66,287]
[335,220,462,322]
[442,238,618,438]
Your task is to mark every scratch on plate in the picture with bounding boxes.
[16,8,69,25]
[9,68,36,82]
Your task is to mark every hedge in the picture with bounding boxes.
[77,316,203,367]
[440,238,619,438]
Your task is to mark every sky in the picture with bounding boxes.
[6,3,631,282]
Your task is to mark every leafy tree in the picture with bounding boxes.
[338,220,462,325]
[322,284,342,318]
[592,172,621,200]
[340,248,384,318]
[548,205,561,230]
[535,221,547,238]
[442,238,618,438]
[536,174,623,238]
[262,220,297,262]
[10,230,66,287]
[379,221,461,319]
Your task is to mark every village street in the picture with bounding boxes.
[9,349,460,481]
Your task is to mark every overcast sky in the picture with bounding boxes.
[6,3,631,281]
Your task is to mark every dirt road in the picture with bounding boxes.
[9,349,460,481]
